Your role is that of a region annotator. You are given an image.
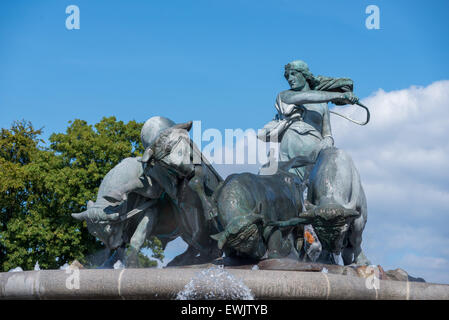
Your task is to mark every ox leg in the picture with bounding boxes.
[188,166,219,224]
[100,247,123,268]
[267,230,292,259]
[103,176,150,203]
[177,178,221,264]
[180,220,221,265]
[342,215,371,266]
[342,243,354,265]
[124,208,158,267]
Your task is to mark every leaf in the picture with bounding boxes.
[0,118,157,271]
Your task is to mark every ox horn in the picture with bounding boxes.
[246,213,264,225]
[72,200,97,220]
[72,207,120,222]
[266,207,316,228]
[139,147,154,163]
[343,208,360,219]
[298,207,317,220]
[304,200,315,211]
[173,121,193,132]
[210,231,227,250]
[71,210,88,221]
[267,216,312,228]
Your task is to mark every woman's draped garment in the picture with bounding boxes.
[258,94,324,179]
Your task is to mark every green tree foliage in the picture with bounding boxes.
[144,236,165,262]
[0,118,164,271]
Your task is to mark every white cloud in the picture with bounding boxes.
[332,81,449,181]
[160,80,449,284]
[331,80,449,284]
[398,254,449,284]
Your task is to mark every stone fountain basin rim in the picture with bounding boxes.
[1,268,448,300]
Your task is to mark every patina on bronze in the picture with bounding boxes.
[72,60,371,268]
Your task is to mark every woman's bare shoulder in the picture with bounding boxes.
[278,89,296,102]
[279,89,295,95]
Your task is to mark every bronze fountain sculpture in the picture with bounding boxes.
[72,59,371,268]
[4,61,448,301]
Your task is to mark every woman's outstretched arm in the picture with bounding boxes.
[282,90,358,105]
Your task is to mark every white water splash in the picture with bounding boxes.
[176,265,254,300]
[59,263,69,270]
[113,260,125,269]
[8,267,23,272]
[34,261,40,271]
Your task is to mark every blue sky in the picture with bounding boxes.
[1,1,449,283]
[1,0,448,137]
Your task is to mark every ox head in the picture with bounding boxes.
[298,203,360,254]
[211,210,266,260]
[139,121,195,178]
[269,202,360,255]
[72,200,125,250]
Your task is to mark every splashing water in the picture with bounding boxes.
[34,261,40,271]
[113,260,125,269]
[176,265,254,300]
[8,267,23,272]
[59,263,69,270]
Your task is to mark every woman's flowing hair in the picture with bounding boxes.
[299,68,321,89]
[285,60,353,95]
[285,60,369,123]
